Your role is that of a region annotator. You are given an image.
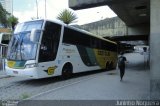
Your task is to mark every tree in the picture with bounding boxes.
[0,3,9,28]
[7,16,18,30]
[56,9,78,24]
[0,3,18,30]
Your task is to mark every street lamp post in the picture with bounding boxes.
[45,0,46,18]
[12,0,13,16]
[36,0,39,19]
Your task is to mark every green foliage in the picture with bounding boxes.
[57,9,78,24]
[0,3,18,29]
[0,101,2,106]
[0,3,9,27]
[20,93,30,100]
[7,16,18,30]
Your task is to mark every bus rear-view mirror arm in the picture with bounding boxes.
[30,29,42,45]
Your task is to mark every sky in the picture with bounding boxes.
[13,0,117,25]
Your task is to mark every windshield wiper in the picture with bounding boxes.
[19,33,27,61]
[10,33,24,60]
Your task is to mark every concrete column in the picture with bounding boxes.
[150,0,160,99]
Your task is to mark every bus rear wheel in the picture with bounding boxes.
[62,63,73,79]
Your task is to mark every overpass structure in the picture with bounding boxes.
[69,0,160,99]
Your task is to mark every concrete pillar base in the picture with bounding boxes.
[150,80,160,99]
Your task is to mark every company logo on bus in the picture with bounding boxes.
[7,60,26,69]
[44,66,58,75]
[7,61,16,68]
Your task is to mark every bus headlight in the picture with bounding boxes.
[25,63,37,68]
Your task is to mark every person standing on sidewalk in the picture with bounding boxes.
[118,52,128,81]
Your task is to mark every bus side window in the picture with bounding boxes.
[38,21,61,62]
[40,42,47,51]
[90,38,96,48]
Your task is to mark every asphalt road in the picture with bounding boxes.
[0,52,150,102]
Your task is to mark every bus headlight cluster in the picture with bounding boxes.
[25,63,37,68]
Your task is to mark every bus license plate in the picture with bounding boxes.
[13,71,18,74]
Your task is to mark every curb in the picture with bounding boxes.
[0,75,11,79]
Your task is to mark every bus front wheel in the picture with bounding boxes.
[62,63,73,79]
[106,62,109,71]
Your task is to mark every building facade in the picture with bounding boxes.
[80,17,127,37]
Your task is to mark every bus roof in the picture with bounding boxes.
[18,19,117,45]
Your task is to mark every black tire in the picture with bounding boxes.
[109,62,113,70]
[62,63,73,79]
[106,62,109,71]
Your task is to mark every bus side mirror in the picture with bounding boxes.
[30,29,37,42]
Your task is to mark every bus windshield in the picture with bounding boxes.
[7,20,43,61]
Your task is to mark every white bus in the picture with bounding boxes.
[6,19,118,79]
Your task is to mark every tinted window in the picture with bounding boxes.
[38,21,61,62]
[63,27,117,51]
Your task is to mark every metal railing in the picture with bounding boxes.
[0,44,8,71]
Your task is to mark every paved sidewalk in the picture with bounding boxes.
[0,70,9,79]
[29,70,149,100]
[27,52,150,100]
[0,52,151,101]
[0,59,9,79]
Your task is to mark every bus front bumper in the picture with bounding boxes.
[5,67,39,79]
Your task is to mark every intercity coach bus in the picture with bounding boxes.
[6,19,118,79]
